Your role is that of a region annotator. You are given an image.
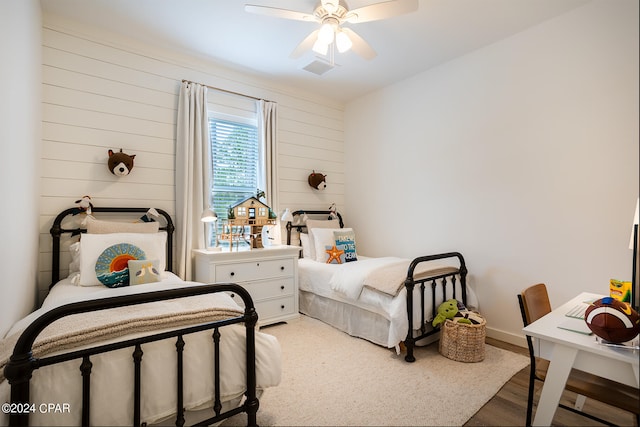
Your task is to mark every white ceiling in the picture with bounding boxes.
[40,0,590,103]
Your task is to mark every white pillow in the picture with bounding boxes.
[310,227,353,263]
[300,233,311,258]
[305,219,341,230]
[86,217,160,234]
[68,241,81,284]
[69,241,81,273]
[305,219,341,260]
[78,232,167,287]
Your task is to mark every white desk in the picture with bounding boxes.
[523,292,640,426]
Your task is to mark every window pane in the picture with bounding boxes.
[209,117,259,249]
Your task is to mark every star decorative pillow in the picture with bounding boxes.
[325,244,346,264]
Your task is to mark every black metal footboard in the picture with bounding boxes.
[404,252,468,362]
[4,284,259,427]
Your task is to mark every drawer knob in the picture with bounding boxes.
[256,263,260,267]
[280,266,285,271]
[230,272,235,277]
[280,285,285,290]
[281,305,285,310]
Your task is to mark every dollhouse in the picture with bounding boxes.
[221,196,276,250]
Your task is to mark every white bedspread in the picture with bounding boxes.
[0,274,282,426]
[329,257,404,300]
[299,257,478,348]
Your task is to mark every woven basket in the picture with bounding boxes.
[438,316,486,363]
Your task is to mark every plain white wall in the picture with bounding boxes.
[0,0,42,337]
[344,0,639,345]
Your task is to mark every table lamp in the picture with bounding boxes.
[201,207,218,250]
[281,208,293,223]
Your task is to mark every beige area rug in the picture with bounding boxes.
[224,315,529,426]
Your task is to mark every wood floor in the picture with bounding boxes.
[464,337,638,427]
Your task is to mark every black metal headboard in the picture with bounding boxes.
[285,210,344,245]
[50,207,175,288]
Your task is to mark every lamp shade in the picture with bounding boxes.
[318,23,335,44]
[281,208,293,223]
[335,30,352,53]
[201,208,218,223]
[312,39,329,55]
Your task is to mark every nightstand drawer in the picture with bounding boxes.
[255,295,296,320]
[214,258,294,282]
[227,278,294,305]
[241,278,294,301]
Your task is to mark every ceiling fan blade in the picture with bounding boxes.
[244,4,316,22]
[290,29,320,59]
[344,0,418,24]
[341,28,377,60]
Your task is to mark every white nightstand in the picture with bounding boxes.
[193,246,301,326]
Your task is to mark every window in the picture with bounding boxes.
[207,116,262,249]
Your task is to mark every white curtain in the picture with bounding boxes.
[258,100,278,211]
[175,81,209,280]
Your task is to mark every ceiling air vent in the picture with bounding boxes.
[303,60,334,76]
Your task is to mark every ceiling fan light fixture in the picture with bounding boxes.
[335,30,352,53]
[245,0,417,62]
[318,22,335,44]
[312,39,329,55]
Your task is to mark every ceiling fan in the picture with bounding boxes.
[244,0,419,60]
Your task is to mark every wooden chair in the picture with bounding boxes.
[518,283,640,427]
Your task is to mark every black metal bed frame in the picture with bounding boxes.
[4,207,259,427]
[285,210,344,247]
[49,206,175,288]
[403,252,467,362]
[286,210,468,363]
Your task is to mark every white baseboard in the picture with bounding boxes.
[486,326,527,348]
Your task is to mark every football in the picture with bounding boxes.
[584,297,640,343]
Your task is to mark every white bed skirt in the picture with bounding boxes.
[299,290,393,347]
[299,290,441,349]
[297,257,478,349]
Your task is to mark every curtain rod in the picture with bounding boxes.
[181,79,272,103]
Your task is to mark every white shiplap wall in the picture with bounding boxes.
[39,14,345,302]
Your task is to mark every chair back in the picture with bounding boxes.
[519,283,552,326]
[518,283,553,367]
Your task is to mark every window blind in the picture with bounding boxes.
[208,117,259,247]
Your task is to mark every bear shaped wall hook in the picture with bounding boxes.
[308,170,327,191]
[108,149,136,176]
